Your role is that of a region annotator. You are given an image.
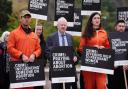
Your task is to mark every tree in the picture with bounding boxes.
[0,0,12,31]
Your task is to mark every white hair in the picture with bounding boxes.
[57,17,67,26]
[1,31,10,42]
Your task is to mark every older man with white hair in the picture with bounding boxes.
[46,17,78,89]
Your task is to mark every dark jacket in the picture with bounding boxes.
[45,32,78,81]
[45,32,73,59]
[0,42,6,83]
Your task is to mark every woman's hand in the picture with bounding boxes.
[94,45,105,49]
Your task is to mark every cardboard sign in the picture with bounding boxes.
[50,46,76,83]
[10,59,45,88]
[67,8,82,36]
[28,0,49,20]
[81,0,101,15]
[54,0,74,27]
[81,47,114,75]
[109,32,128,66]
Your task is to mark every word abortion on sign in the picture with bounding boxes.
[52,53,73,70]
[109,32,128,66]
[81,47,114,75]
[50,46,76,83]
[28,0,48,20]
[81,0,101,15]
[10,60,45,88]
[54,0,74,27]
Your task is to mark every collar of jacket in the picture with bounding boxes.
[21,25,32,34]
[94,27,106,33]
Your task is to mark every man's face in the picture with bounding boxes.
[115,22,125,32]
[20,15,31,26]
[57,20,67,34]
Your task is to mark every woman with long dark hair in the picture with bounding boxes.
[79,12,110,89]
[34,25,46,89]
[35,25,46,56]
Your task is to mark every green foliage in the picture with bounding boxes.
[0,0,12,31]
[101,0,116,32]
[6,14,19,31]
[43,21,57,39]
[30,19,57,40]
[73,36,80,48]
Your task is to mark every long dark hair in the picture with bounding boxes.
[39,33,46,50]
[83,12,101,38]
[33,27,46,50]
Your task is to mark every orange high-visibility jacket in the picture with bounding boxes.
[79,27,110,89]
[7,25,41,61]
[79,27,110,53]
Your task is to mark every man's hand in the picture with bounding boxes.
[94,45,99,48]
[29,54,35,62]
[94,45,105,49]
[99,46,105,49]
[22,54,29,62]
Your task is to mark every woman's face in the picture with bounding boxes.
[35,26,43,36]
[92,14,101,27]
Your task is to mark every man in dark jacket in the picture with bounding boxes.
[46,17,78,89]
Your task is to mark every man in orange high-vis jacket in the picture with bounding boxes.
[7,10,41,89]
